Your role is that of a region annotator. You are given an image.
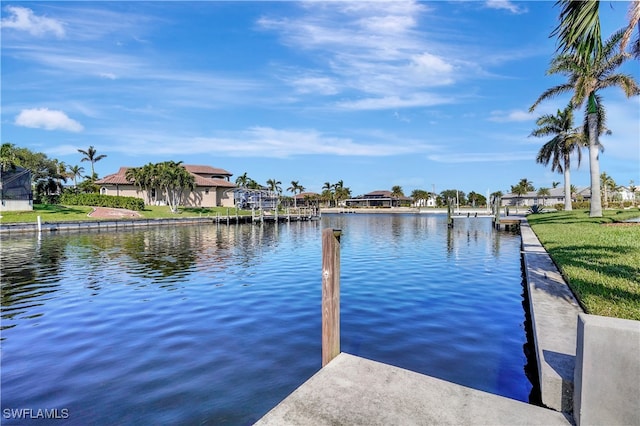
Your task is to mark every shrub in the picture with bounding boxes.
[59,193,144,211]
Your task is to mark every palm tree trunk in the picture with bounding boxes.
[588,111,602,217]
[563,153,572,211]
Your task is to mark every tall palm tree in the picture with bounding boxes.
[531,104,585,211]
[78,145,107,179]
[266,178,282,194]
[68,165,85,188]
[287,180,305,207]
[530,29,639,217]
[600,172,616,208]
[322,181,334,207]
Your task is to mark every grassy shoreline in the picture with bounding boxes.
[0,204,253,224]
[527,209,640,321]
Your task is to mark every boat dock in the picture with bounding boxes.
[256,353,570,426]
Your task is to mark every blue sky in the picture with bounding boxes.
[2,1,639,198]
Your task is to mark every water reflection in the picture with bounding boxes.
[1,214,531,424]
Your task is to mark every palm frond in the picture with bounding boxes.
[552,0,602,57]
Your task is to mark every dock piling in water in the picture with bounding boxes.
[322,228,341,367]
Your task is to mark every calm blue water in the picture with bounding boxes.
[1,214,533,425]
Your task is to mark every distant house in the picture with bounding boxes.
[293,192,320,206]
[232,188,279,210]
[345,190,412,208]
[413,195,436,208]
[0,166,32,212]
[95,165,236,208]
[614,186,638,204]
[501,187,590,208]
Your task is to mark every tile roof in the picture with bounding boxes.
[95,165,236,188]
[184,165,232,176]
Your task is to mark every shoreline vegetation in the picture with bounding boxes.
[2,205,639,321]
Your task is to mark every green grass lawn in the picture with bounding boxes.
[0,204,252,224]
[528,209,640,321]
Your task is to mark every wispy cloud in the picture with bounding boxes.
[1,5,65,38]
[428,151,537,163]
[15,108,84,132]
[485,1,528,15]
[102,126,434,159]
[258,1,469,110]
[488,109,533,122]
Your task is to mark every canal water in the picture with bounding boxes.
[1,214,533,425]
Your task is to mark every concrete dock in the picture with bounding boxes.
[256,216,585,425]
[256,353,571,426]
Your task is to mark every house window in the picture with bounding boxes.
[100,187,107,195]
[151,188,156,199]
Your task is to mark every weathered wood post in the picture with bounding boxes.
[322,228,341,367]
[447,198,454,228]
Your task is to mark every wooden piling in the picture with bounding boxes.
[322,228,342,367]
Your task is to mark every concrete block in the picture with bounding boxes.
[574,313,640,426]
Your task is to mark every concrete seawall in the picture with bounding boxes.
[0,217,220,235]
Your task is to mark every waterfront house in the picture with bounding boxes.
[501,187,590,208]
[344,190,412,208]
[95,165,236,208]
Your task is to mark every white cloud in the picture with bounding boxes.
[15,108,84,132]
[428,151,537,163]
[488,109,533,122]
[485,1,527,15]
[105,126,433,158]
[1,6,65,37]
[336,93,454,110]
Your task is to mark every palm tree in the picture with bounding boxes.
[68,165,85,188]
[390,185,404,207]
[56,161,69,188]
[78,145,107,179]
[629,180,638,207]
[266,178,282,194]
[322,181,334,207]
[287,180,305,208]
[531,104,585,211]
[511,179,534,213]
[154,161,195,213]
[334,181,351,206]
[235,172,250,188]
[552,181,561,188]
[621,1,640,59]
[537,187,551,207]
[411,189,430,207]
[530,29,639,217]
[600,172,616,208]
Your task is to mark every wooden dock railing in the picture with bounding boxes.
[322,228,341,367]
